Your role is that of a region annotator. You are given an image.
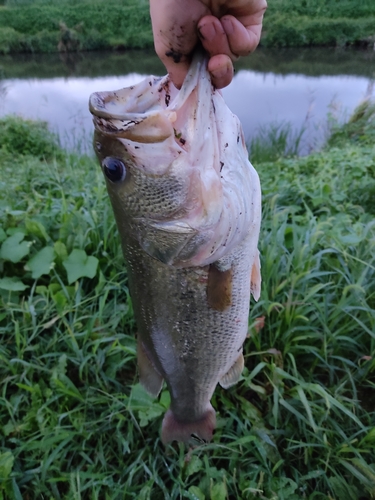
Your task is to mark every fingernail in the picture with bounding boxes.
[198,22,216,42]
[221,17,234,35]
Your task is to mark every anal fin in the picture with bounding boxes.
[219,352,244,389]
[137,338,164,397]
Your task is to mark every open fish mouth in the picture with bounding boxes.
[89,75,179,142]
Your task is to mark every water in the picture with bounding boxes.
[0,47,374,155]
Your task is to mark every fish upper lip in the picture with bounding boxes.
[92,115,121,135]
[89,91,144,121]
[92,115,145,138]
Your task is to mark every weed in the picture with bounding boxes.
[0,115,62,159]
[249,121,306,163]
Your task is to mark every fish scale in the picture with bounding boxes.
[89,51,262,444]
[125,236,252,421]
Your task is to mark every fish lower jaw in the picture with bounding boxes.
[161,405,216,445]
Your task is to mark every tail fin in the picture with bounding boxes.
[161,405,216,444]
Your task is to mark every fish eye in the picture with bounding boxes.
[102,157,126,183]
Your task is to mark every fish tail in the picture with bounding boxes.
[161,405,216,444]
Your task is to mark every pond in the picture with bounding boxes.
[0,47,374,155]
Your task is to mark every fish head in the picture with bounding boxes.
[90,76,204,264]
[90,79,190,222]
[89,53,261,268]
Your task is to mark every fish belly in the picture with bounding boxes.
[123,232,253,443]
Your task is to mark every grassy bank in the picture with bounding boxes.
[0,0,375,54]
[1,103,375,498]
[0,0,153,54]
[262,0,375,48]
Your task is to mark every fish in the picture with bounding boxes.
[89,51,262,444]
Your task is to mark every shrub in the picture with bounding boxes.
[0,116,62,159]
[0,27,23,53]
[263,15,375,47]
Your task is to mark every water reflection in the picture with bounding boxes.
[0,48,374,155]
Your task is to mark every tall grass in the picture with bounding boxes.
[249,121,306,163]
[0,1,152,54]
[263,0,375,48]
[0,106,375,498]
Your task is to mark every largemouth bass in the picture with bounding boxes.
[89,52,261,444]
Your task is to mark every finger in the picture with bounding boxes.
[207,54,234,89]
[221,14,263,56]
[151,25,195,89]
[158,52,192,90]
[150,0,207,88]
[198,16,237,61]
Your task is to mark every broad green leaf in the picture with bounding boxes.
[211,482,227,500]
[0,451,14,480]
[52,290,67,314]
[0,232,30,263]
[25,246,55,279]
[159,390,171,409]
[54,240,68,262]
[129,383,155,409]
[48,283,62,294]
[25,218,49,242]
[185,456,203,477]
[270,477,298,496]
[185,486,205,500]
[0,277,28,291]
[35,285,48,296]
[62,249,98,284]
[138,406,163,427]
[0,227,6,243]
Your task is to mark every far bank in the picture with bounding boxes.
[0,0,374,54]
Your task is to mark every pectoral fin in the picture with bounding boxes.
[207,263,232,312]
[219,353,244,389]
[250,250,261,301]
[137,338,164,397]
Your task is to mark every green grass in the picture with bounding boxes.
[248,121,307,163]
[0,1,152,54]
[0,0,375,53]
[262,0,375,48]
[1,106,375,498]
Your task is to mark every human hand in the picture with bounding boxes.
[150,0,267,89]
